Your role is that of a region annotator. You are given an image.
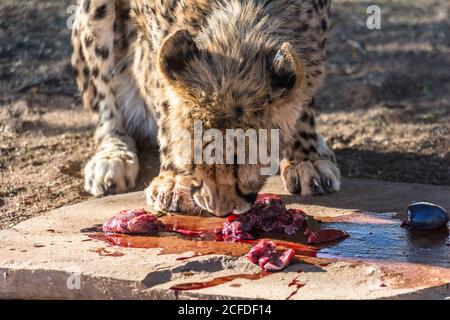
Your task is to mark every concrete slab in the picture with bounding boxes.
[0,177,449,300]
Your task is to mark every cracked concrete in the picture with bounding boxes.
[0,177,449,299]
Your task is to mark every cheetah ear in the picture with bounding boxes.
[158,29,200,84]
[269,42,305,92]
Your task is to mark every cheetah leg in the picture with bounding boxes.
[144,109,197,213]
[281,98,341,196]
[72,0,139,196]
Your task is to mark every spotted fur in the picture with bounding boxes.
[72,0,340,216]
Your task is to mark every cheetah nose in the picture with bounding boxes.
[207,209,233,218]
[232,202,252,215]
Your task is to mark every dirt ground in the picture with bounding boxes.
[1,0,449,229]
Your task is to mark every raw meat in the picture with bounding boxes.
[246,240,296,272]
[102,209,165,234]
[216,193,306,242]
[100,193,349,251]
[307,229,349,244]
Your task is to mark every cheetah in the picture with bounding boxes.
[71,0,340,217]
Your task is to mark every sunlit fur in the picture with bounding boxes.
[72,0,340,216]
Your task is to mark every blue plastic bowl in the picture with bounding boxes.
[405,202,449,230]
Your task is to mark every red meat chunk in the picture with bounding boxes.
[217,193,306,242]
[102,209,165,234]
[246,240,296,272]
[307,229,349,244]
[218,219,256,241]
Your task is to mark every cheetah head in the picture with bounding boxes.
[156,27,305,217]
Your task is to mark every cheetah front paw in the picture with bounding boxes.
[84,149,139,196]
[146,175,197,213]
[280,159,341,196]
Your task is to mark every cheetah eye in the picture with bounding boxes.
[233,105,244,117]
[235,184,258,204]
[191,180,204,194]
